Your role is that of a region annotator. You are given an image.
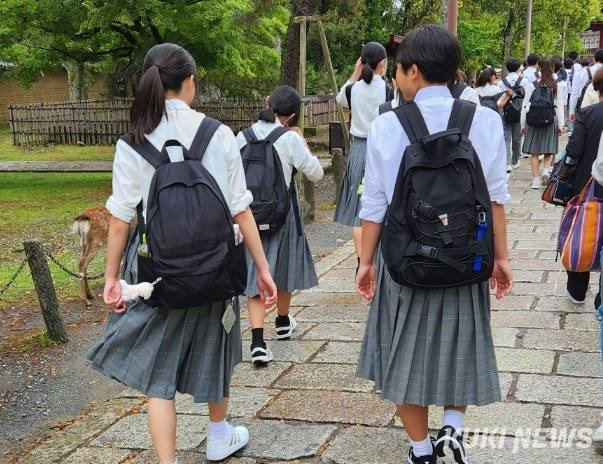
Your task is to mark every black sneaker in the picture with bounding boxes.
[275,314,297,340]
[407,442,435,464]
[250,343,273,365]
[434,426,470,464]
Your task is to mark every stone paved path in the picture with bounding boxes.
[13,160,603,464]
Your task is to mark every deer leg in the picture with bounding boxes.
[79,243,99,303]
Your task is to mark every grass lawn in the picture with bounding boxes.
[0,172,112,310]
[0,126,114,162]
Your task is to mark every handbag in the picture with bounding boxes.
[542,156,575,206]
[558,177,603,272]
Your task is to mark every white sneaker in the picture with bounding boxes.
[593,423,603,455]
[250,344,274,365]
[530,177,542,189]
[206,424,249,461]
[275,314,298,339]
[513,160,521,168]
[541,169,551,185]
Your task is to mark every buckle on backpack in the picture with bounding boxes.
[417,245,439,259]
[259,224,270,231]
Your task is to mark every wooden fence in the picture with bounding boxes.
[8,96,338,147]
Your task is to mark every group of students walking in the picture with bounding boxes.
[85,22,603,464]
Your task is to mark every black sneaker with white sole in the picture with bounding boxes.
[407,438,436,464]
[250,343,273,365]
[434,426,470,464]
[275,314,297,340]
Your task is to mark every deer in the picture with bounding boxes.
[71,205,111,305]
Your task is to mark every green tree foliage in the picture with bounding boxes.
[0,0,289,97]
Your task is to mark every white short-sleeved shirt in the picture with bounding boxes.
[523,66,540,85]
[235,119,324,188]
[336,77,387,138]
[570,63,602,114]
[106,99,252,222]
[359,85,509,224]
[459,86,481,105]
[520,82,565,130]
[498,72,530,92]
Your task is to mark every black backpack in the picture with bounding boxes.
[450,82,468,99]
[381,100,494,289]
[240,126,302,235]
[478,93,503,113]
[576,67,593,112]
[502,76,526,123]
[121,117,247,309]
[526,85,556,127]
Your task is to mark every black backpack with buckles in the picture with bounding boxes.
[381,100,494,289]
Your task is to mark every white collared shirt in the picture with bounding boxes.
[106,99,252,222]
[459,86,481,105]
[336,77,387,138]
[359,85,509,223]
[235,119,324,188]
[520,82,565,130]
[570,63,602,114]
[523,66,540,84]
[498,72,530,92]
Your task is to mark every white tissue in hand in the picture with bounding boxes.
[120,278,160,301]
[234,224,244,246]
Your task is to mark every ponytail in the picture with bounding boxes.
[128,43,197,146]
[259,105,277,123]
[360,62,374,84]
[259,85,301,126]
[130,65,165,145]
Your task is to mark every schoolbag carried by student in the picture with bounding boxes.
[120,117,247,309]
[576,67,593,111]
[450,81,468,99]
[478,94,502,113]
[381,100,494,288]
[502,76,526,123]
[526,85,556,127]
[240,126,302,235]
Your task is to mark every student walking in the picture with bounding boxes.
[521,59,565,189]
[499,59,530,171]
[356,25,513,464]
[569,49,603,119]
[86,43,278,464]
[334,42,388,263]
[448,70,481,105]
[237,85,323,364]
[523,54,541,85]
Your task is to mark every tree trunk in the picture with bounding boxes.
[501,6,515,78]
[280,0,323,87]
[64,61,91,101]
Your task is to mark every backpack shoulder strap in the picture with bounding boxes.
[119,134,169,169]
[345,83,353,108]
[502,78,511,89]
[451,82,468,99]
[242,127,258,144]
[379,101,393,115]
[447,99,477,138]
[188,116,222,161]
[393,102,429,143]
[265,126,289,144]
[516,76,523,87]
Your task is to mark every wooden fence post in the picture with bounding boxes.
[23,240,68,343]
[331,148,344,203]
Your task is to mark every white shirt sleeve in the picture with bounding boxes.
[570,68,587,114]
[470,110,510,205]
[359,119,389,223]
[106,140,142,223]
[460,87,481,105]
[289,133,324,183]
[336,81,353,108]
[520,84,534,129]
[214,125,253,216]
[592,132,603,186]
[581,83,599,109]
[556,88,565,129]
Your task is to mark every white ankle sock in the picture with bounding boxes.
[208,419,228,440]
[410,436,433,457]
[443,409,465,432]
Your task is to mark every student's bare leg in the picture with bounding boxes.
[276,290,292,317]
[530,154,541,178]
[352,226,362,257]
[208,398,229,422]
[542,154,554,171]
[147,397,177,464]
[397,404,429,440]
[249,296,267,329]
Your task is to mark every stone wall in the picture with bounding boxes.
[0,70,104,124]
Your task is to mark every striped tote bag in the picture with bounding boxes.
[558,177,603,272]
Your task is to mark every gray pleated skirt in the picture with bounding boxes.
[334,139,367,228]
[244,197,318,296]
[356,249,501,407]
[522,119,558,155]
[86,234,242,403]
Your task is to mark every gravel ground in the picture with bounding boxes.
[0,170,351,459]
